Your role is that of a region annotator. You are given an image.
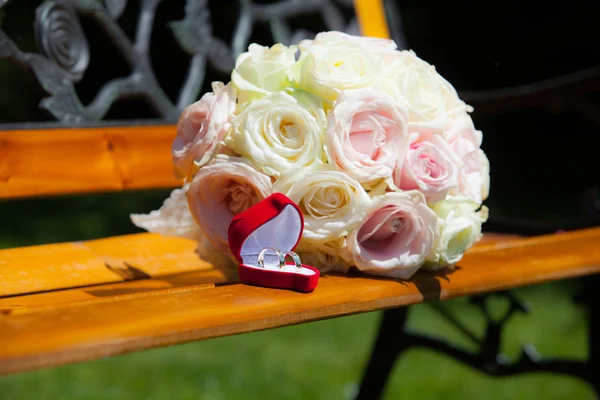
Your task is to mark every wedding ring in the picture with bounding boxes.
[282,251,302,271]
[257,247,285,269]
[257,248,303,271]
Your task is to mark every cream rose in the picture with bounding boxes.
[232,43,297,103]
[444,114,490,204]
[295,237,352,273]
[425,196,489,269]
[187,155,273,250]
[284,88,328,127]
[298,39,383,102]
[384,51,471,130]
[347,191,439,279]
[394,131,459,204]
[172,82,236,179]
[299,31,397,59]
[227,92,325,177]
[274,168,370,241]
[326,89,410,185]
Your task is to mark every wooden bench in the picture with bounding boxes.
[1,1,599,398]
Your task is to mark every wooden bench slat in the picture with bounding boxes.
[0,227,598,375]
[0,232,518,298]
[0,233,216,297]
[0,269,226,319]
[0,126,181,199]
[0,242,124,297]
[0,233,518,316]
[355,0,390,39]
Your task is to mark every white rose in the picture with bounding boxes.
[299,31,397,60]
[295,236,352,273]
[444,114,490,204]
[227,92,325,177]
[298,40,384,102]
[232,43,298,103]
[384,50,471,130]
[425,196,489,269]
[284,87,328,128]
[273,167,370,241]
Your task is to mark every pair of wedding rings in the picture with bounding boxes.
[257,247,302,270]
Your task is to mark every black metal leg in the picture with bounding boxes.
[355,287,600,399]
[355,307,409,400]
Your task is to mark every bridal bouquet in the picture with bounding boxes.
[132,31,489,280]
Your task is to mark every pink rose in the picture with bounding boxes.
[172,82,236,180]
[347,191,438,279]
[394,131,459,204]
[444,114,490,204]
[325,89,410,184]
[187,155,272,250]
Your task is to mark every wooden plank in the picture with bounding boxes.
[0,227,598,375]
[355,0,390,39]
[472,232,521,246]
[0,269,227,317]
[0,232,515,298]
[0,125,181,199]
[0,233,215,297]
[0,233,516,316]
[0,241,123,297]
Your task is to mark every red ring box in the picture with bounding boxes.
[228,193,320,293]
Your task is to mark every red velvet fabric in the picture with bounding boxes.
[227,193,320,293]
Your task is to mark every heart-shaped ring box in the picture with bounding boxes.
[227,193,320,293]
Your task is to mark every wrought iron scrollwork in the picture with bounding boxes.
[103,0,126,20]
[0,0,360,124]
[35,1,90,81]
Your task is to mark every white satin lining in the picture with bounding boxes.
[240,205,316,276]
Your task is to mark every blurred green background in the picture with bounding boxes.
[1,0,599,398]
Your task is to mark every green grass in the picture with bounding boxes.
[0,193,596,399]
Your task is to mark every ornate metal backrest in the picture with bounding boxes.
[0,0,378,126]
[1,1,597,229]
[0,0,396,200]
